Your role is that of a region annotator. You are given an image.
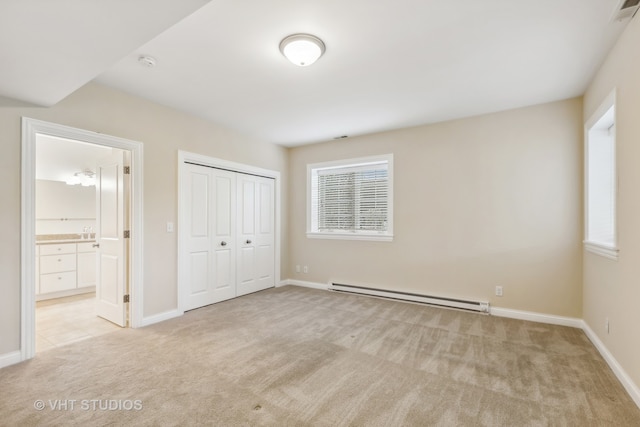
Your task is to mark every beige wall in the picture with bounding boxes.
[0,82,288,355]
[288,98,583,317]
[583,15,640,390]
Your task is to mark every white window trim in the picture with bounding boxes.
[583,241,619,260]
[584,89,618,261]
[307,154,394,242]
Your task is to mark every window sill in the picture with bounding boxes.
[584,241,619,260]
[307,232,393,242]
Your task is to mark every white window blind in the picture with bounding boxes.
[587,127,615,246]
[308,155,393,241]
[585,100,617,259]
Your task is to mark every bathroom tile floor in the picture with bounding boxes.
[36,293,122,352]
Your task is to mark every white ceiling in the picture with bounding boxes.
[0,0,210,106]
[94,0,630,146]
[35,134,112,182]
[1,1,632,146]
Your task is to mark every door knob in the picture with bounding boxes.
[246,239,252,244]
[221,241,227,246]
[92,243,100,248]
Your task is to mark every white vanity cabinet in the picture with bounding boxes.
[39,243,77,294]
[36,241,97,300]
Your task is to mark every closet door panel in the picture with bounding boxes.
[183,166,236,310]
[214,175,233,238]
[238,246,255,286]
[237,175,275,296]
[241,180,255,235]
[189,252,209,295]
[236,175,257,296]
[255,178,275,290]
[188,171,210,298]
[184,167,213,309]
[212,171,236,295]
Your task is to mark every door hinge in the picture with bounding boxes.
[123,294,130,303]
[123,166,131,175]
[124,230,130,238]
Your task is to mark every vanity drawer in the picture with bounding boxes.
[39,243,76,256]
[77,242,97,253]
[39,271,76,293]
[40,253,76,274]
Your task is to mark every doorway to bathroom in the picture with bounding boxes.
[21,118,144,361]
[34,134,125,352]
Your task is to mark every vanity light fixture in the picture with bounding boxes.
[66,169,96,187]
[279,34,326,66]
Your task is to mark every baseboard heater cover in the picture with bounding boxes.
[329,283,490,313]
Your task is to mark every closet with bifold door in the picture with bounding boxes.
[182,162,275,311]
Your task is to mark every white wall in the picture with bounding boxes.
[582,14,640,394]
[0,82,288,355]
[35,180,96,235]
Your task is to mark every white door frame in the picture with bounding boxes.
[21,117,144,361]
[177,150,281,313]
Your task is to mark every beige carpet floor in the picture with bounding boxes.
[1,285,639,426]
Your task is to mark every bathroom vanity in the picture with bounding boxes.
[36,235,97,301]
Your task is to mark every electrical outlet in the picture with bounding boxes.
[166,222,174,233]
[295,265,301,273]
[495,286,503,297]
[303,266,309,274]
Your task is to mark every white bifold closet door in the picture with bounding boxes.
[183,163,275,311]
[236,173,275,296]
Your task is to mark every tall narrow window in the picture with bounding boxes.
[585,94,618,260]
[308,154,393,241]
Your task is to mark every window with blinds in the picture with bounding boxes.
[307,155,393,241]
[585,96,618,260]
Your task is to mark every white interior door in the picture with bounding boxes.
[183,164,236,310]
[237,175,275,296]
[95,150,128,327]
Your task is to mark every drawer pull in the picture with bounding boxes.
[58,259,62,262]
[58,277,62,280]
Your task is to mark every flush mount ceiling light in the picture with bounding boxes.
[279,34,325,67]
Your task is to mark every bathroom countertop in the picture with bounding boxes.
[36,234,96,244]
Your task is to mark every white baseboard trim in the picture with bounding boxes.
[491,307,583,328]
[0,350,22,369]
[282,281,583,327]
[280,279,329,291]
[582,321,640,408]
[140,309,182,327]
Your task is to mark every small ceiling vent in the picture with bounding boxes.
[611,0,640,22]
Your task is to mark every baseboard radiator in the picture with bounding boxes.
[329,283,490,313]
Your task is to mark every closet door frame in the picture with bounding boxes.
[177,150,281,314]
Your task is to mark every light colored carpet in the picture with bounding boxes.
[1,285,639,426]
